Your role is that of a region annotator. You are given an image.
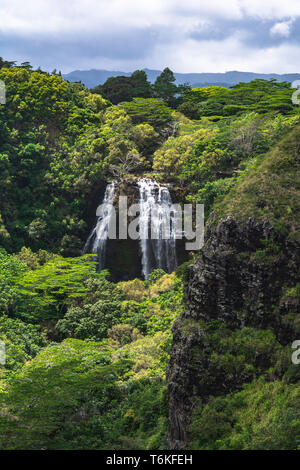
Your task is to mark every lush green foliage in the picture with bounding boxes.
[214,123,300,238]
[179,79,297,120]
[0,265,183,449]
[0,65,299,450]
[0,67,165,253]
[92,70,152,104]
[0,335,169,449]
[93,67,189,108]
[152,67,190,107]
[0,248,26,312]
[120,272,184,335]
[153,109,300,223]
[118,98,174,131]
[56,277,124,340]
[189,379,300,450]
[0,316,46,375]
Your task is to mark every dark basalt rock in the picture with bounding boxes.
[106,180,142,281]
[167,216,300,449]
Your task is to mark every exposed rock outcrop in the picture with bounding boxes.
[167,216,300,449]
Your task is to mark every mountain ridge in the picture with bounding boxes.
[62,68,300,89]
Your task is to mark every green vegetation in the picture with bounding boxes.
[189,379,300,450]
[213,125,300,239]
[179,79,296,119]
[0,61,299,450]
[0,316,46,374]
[0,66,174,254]
[92,67,189,107]
[0,267,182,449]
[118,98,174,130]
[56,276,125,340]
[92,70,152,104]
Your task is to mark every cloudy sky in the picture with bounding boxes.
[1,0,300,73]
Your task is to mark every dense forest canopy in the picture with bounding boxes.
[0,59,299,450]
[92,67,190,106]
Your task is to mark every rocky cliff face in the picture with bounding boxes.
[167,216,300,449]
[106,180,142,281]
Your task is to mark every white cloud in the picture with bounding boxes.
[1,0,300,34]
[239,0,300,19]
[1,0,300,72]
[270,20,293,38]
[148,36,300,74]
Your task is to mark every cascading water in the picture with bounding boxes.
[83,182,115,270]
[138,178,177,279]
[83,179,178,278]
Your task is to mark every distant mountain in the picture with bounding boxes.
[62,69,132,88]
[62,68,300,89]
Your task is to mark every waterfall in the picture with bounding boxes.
[83,182,115,270]
[83,179,178,278]
[138,178,177,279]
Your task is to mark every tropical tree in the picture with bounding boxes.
[152,68,178,106]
